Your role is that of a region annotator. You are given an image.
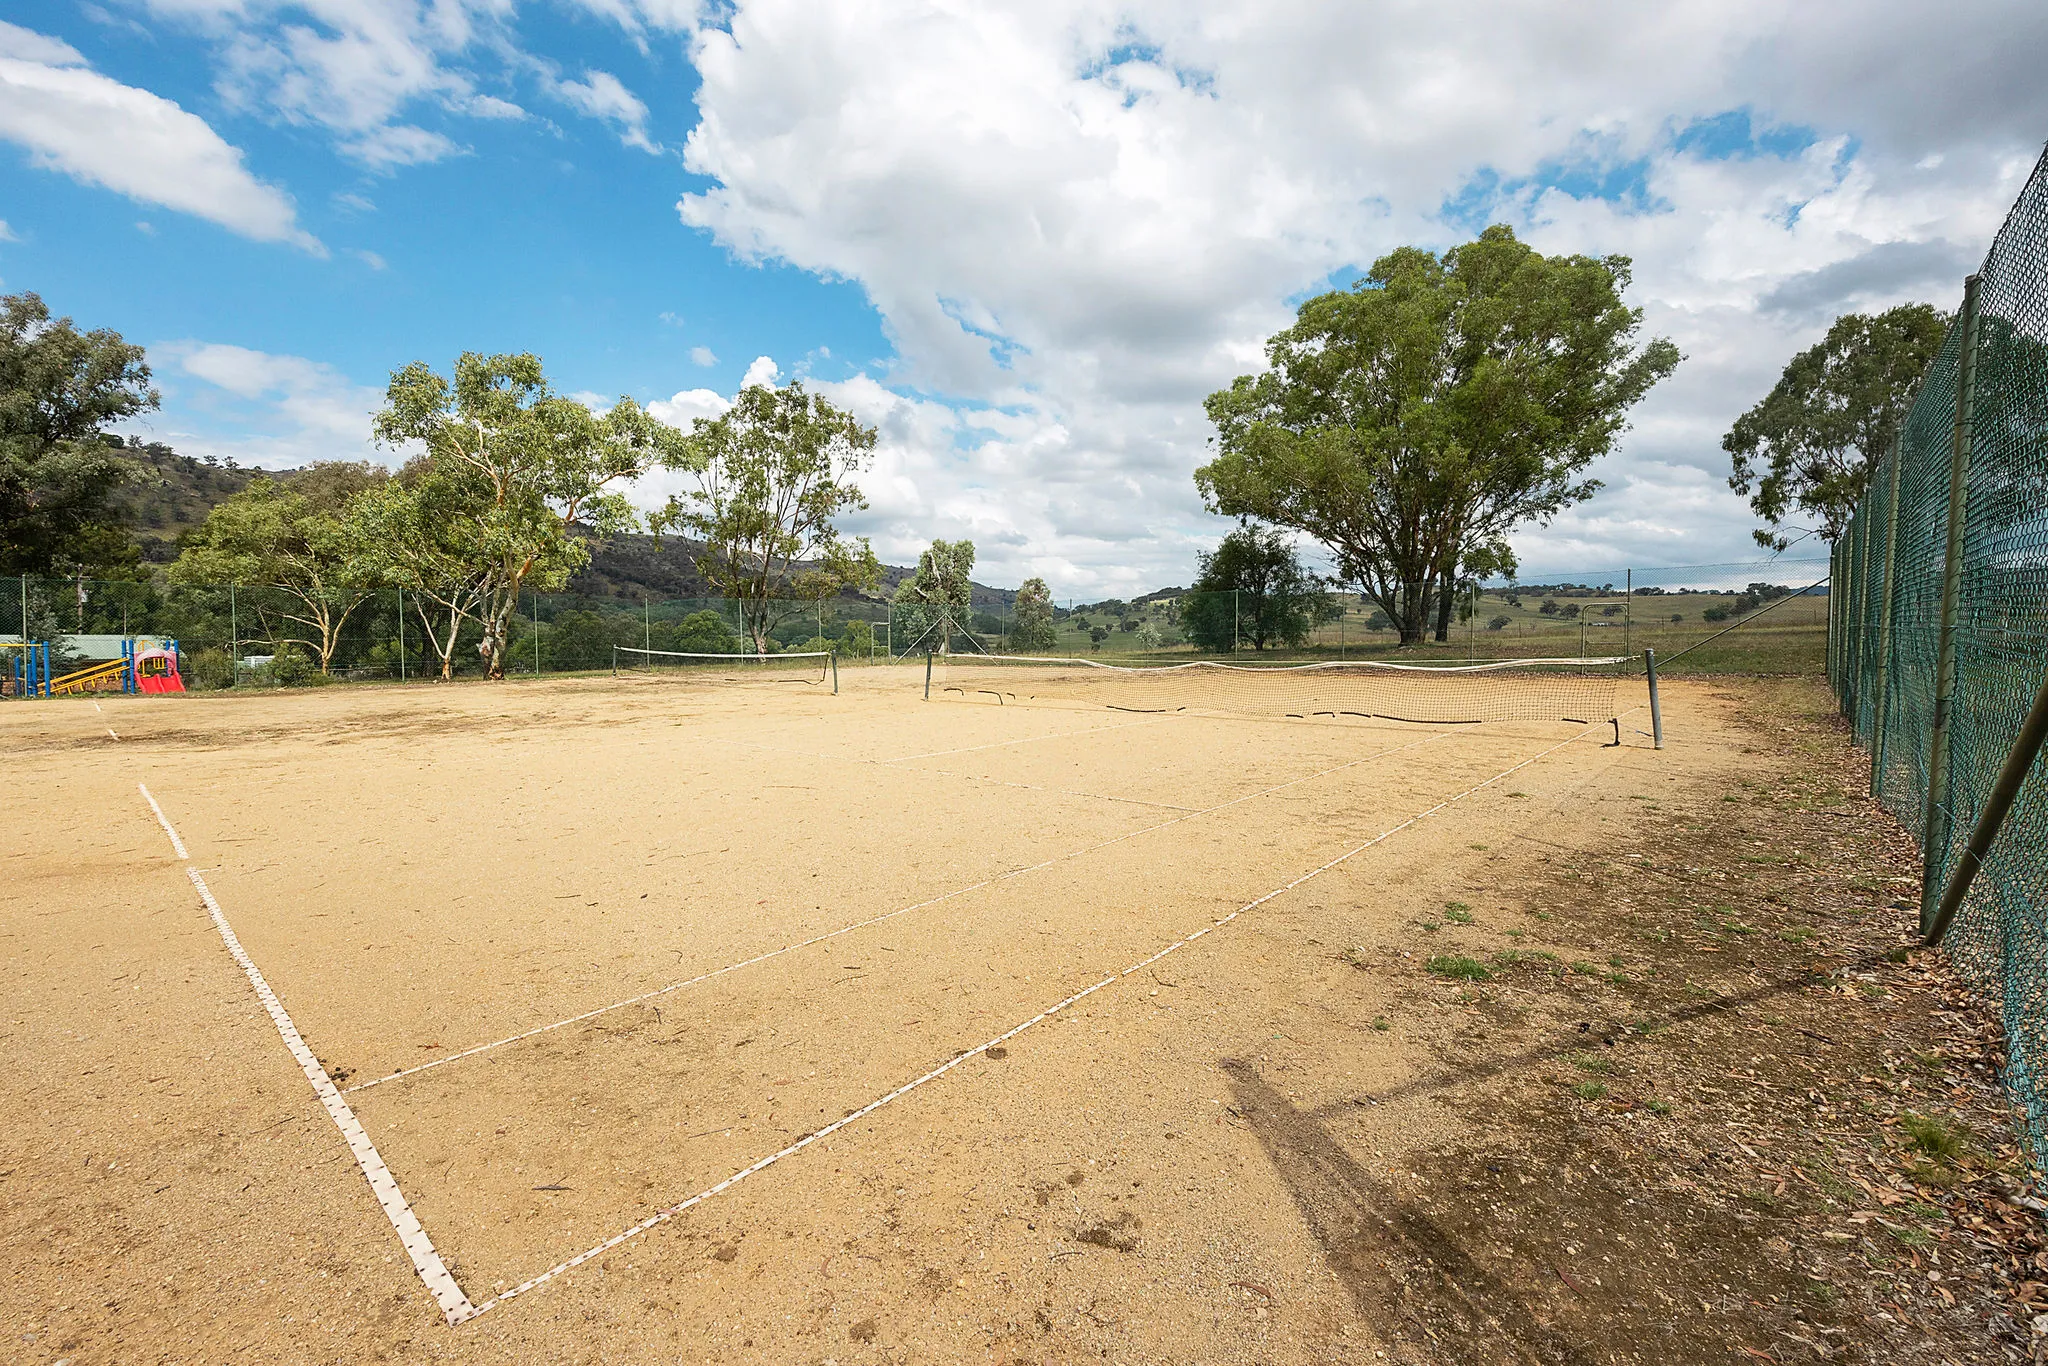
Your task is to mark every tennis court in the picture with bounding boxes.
[3,658,1687,1358]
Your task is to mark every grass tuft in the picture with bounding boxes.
[1425,955,1493,982]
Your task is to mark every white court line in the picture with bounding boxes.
[344,727,1455,1094]
[137,784,475,1324]
[139,782,188,859]
[465,723,1606,1321]
[107,728,120,740]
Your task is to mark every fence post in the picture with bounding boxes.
[397,587,406,682]
[1869,434,1905,797]
[1624,569,1632,657]
[1919,273,1983,934]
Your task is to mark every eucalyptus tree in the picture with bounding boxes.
[1724,303,1947,548]
[372,352,691,679]
[893,538,976,654]
[169,464,384,673]
[651,381,880,655]
[1198,225,1678,644]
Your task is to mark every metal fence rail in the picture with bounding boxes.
[1834,141,2048,1172]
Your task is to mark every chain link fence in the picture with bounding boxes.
[1833,141,2048,1172]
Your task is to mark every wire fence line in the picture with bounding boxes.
[2,557,1830,692]
[1831,142,2048,1172]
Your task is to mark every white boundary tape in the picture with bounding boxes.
[346,728,1453,1094]
[138,783,478,1325]
[139,782,188,860]
[464,723,1604,1320]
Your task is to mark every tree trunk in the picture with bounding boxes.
[1397,578,1427,645]
[1433,576,1455,643]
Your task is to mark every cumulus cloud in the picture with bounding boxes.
[145,342,384,468]
[659,0,2045,592]
[0,20,318,249]
[739,355,778,389]
[688,345,716,366]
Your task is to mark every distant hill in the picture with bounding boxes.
[104,447,1023,605]
[103,441,273,562]
[568,531,1019,607]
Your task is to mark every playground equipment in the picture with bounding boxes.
[2,642,50,698]
[38,637,185,697]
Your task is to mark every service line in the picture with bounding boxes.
[463,723,1607,1322]
[345,727,1457,1094]
[137,783,476,1325]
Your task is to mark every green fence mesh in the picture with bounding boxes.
[1834,141,2048,1173]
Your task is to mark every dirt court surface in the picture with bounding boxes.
[2,667,2032,1363]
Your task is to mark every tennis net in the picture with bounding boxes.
[613,646,837,692]
[927,654,1625,725]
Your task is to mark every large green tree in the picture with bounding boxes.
[342,456,493,679]
[1723,303,1948,549]
[169,463,386,672]
[1197,225,1679,645]
[373,353,689,679]
[0,292,157,575]
[893,538,976,654]
[652,381,880,654]
[1009,575,1057,651]
[1178,522,1335,652]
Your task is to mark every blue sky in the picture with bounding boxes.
[2,3,2041,594]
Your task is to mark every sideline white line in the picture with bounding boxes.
[139,782,476,1324]
[107,728,120,740]
[185,866,476,1324]
[138,782,188,859]
[345,728,1456,1094]
[465,724,1605,1321]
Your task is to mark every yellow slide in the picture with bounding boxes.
[49,658,127,696]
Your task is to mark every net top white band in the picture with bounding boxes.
[940,654,1628,676]
[614,647,833,662]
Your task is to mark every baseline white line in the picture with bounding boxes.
[139,782,188,859]
[138,782,476,1324]
[107,728,120,740]
[344,728,1454,1094]
[185,868,476,1323]
[466,724,1605,1321]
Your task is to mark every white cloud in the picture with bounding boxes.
[688,344,716,366]
[665,0,2046,594]
[142,342,384,468]
[464,93,526,120]
[0,219,16,242]
[739,355,778,389]
[551,68,658,152]
[332,190,376,213]
[0,22,318,249]
[140,0,508,168]
[348,247,388,269]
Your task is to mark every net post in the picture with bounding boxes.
[1869,433,1905,797]
[924,649,933,700]
[1918,272,1982,935]
[1645,649,1663,750]
[830,649,839,695]
[1624,569,1631,657]
[611,645,617,678]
